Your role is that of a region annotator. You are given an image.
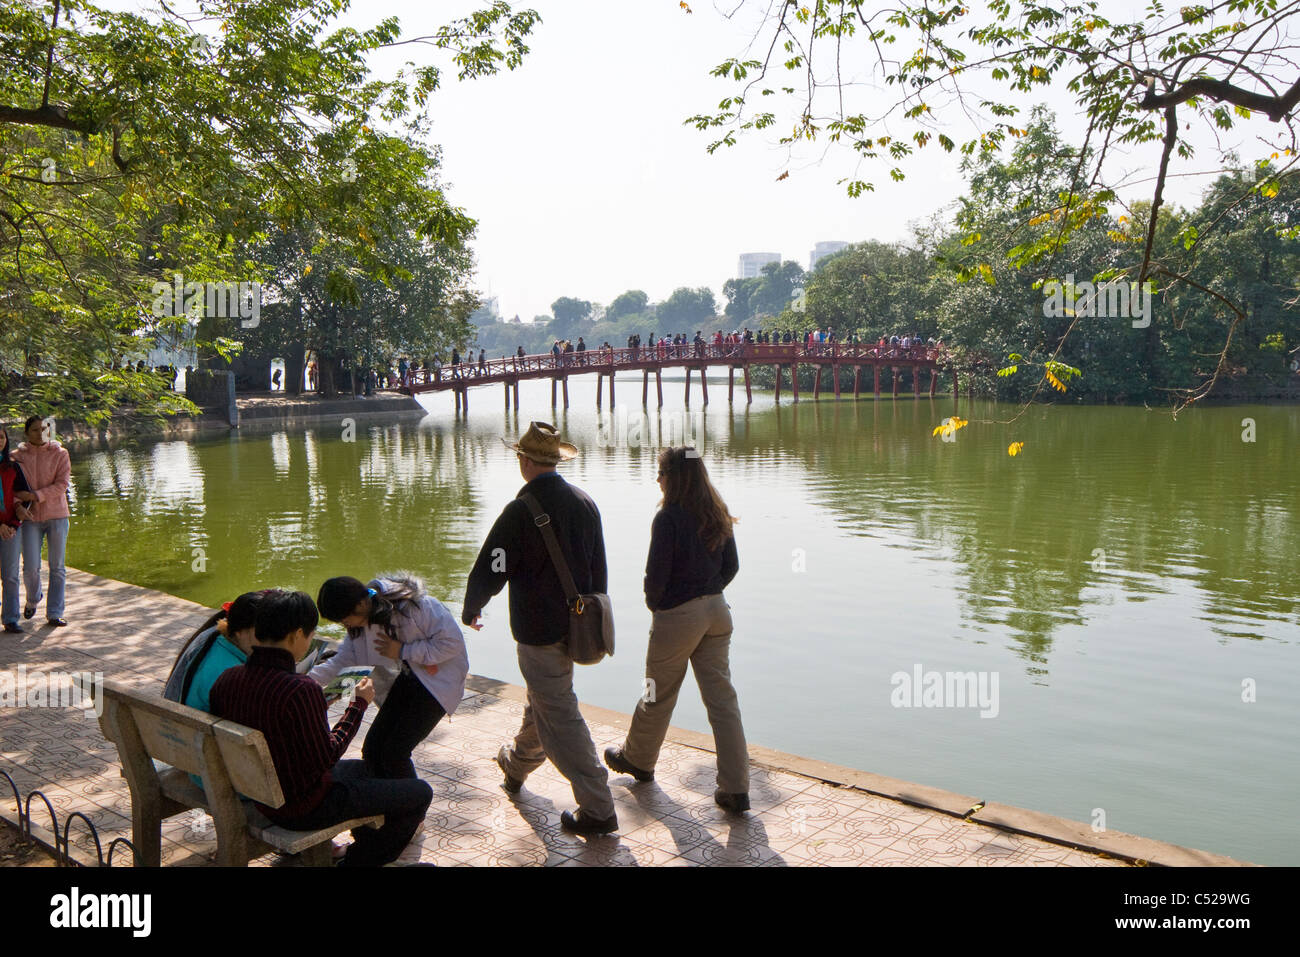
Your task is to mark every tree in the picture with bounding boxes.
[657,286,717,329]
[0,0,539,422]
[548,296,593,339]
[689,0,1300,406]
[606,289,649,320]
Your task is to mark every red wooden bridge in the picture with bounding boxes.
[401,342,956,411]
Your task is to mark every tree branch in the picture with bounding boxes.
[1141,75,1300,121]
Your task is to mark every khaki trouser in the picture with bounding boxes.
[623,593,749,794]
[502,641,616,821]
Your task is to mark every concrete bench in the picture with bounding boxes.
[96,678,381,866]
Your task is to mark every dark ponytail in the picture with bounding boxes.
[318,572,425,641]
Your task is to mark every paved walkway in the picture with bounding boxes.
[0,571,1233,866]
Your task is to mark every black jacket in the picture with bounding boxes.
[463,471,607,645]
[644,504,738,612]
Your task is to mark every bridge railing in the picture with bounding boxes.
[401,342,945,389]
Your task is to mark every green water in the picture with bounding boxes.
[65,377,1299,864]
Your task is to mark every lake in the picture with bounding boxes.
[64,375,1300,864]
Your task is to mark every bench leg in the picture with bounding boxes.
[298,842,333,867]
[132,791,163,868]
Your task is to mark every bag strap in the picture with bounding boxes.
[520,493,580,606]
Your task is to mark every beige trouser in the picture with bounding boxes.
[622,592,749,794]
[502,641,616,820]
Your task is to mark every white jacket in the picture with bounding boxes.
[309,582,469,715]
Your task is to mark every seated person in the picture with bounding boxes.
[210,591,432,867]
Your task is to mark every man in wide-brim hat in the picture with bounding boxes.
[463,421,617,834]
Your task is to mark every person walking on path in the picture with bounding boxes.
[1,428,34,634]
[604,446,751,813]
[11,416,71,627]
[461,421,618,835]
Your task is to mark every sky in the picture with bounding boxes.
[111,0,1273,322]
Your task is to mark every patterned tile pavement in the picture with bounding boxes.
[0,570,1134,867]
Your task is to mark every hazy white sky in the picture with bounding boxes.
[109,0,1268,321]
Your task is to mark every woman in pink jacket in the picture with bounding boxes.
[11,416,71,627]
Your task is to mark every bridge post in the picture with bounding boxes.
[853,365,861,399]
[744,364,752,404]
[929,369,937,397]
[701,366,708,405]
[773,365,781,403]
[608,370,615,407]
[684,367,691,406]
[461,387,469,413]
[728,366,734,404]
[455,389,461,413]
[913,364,920,396]
[792,362,800,403]
[562,376,570,408]
[551,377,557,407]
[504,381,510,411]
[874,363,881,398]
[952,367,959,401]
[892,368,899,397]
[833,363,841,400]
[813,365,822,400]
[655,368,663,408]
[643,369,649,406]
[596,374,602,410]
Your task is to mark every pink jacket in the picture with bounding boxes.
[12,440,71,522]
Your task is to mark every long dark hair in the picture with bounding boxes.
[318,572,426,641]
[168,590,279,674]
[0,427,9,465]
[658,447,737,552]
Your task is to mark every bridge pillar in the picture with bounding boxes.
[701,366,708,405]
[513,380,520,410]
[551,377,557,407]
[892,368,899,397]
[608,370,615,407]
[655,368,663,408]
[504,381,510,411]
[562,376,569,409]
[873,363,880,398]
[596,374,602,410]
[853,365,861,399]
[744,364,752,404]
[929,369,937,397]
[684,367,691,406]
[643,369,649,406]
[728,366,734,404]
[461,387,469,413]
[792,362,800,403]
[813,365,822,400]
[774,364,781,403]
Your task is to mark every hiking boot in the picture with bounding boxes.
[604,746,654,783]
[714,789,750,814]
[495,746,523,795]
[560,809,618,835]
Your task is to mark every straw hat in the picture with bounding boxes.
[503,421,578,464]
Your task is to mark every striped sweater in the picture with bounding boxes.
[210,645,369,822]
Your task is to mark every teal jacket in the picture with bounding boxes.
[184,634,248,790]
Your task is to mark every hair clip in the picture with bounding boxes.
[220,601,233,614]
[367,588,377,598]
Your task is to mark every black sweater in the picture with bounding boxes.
[463,471,607,645]
[644,504,738,612]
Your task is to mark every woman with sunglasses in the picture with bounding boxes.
[604,446,751,813]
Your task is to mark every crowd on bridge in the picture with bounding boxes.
[395,328,946,390]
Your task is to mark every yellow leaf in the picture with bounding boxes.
[1045,370,1065,392]
[1008,442,1025,456]
[303,264,313,276]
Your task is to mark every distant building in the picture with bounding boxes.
[738,252,781,279]
[470,296,501,326]
[810,241,850,269]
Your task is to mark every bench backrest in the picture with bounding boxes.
[97,679,285,808]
